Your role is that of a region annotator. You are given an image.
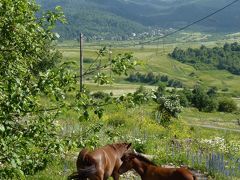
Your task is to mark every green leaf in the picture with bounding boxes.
[14,169,26,180]
[94,108,104,119]
[55,6,62,11]
[11,159,17,168]
[0,124,5,132]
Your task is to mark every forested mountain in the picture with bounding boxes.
[37,0,148,40]
[37,0,240,40]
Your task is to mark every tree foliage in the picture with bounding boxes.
[126,72,183,88]
[154,95,182,127]
[182,85,218,112]
[0,0,73,178]
[38,0,148,40]
[37,0,240,40]
[218,98,238,113]
[0,1,138,178]
[177,85,238,113]
[170,43,240,75]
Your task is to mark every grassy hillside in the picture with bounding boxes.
[58,40,240,95]
[28,102,240,179]
[27,39,240,180]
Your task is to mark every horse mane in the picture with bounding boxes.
[133,153,156,166]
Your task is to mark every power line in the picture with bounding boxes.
[108,0,240,47]
[58,0,240,48]
[139,0,240,45]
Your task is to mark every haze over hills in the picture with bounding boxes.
[37,0,240,40]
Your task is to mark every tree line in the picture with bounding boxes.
[126,72,183,88]
[176,86,238,113]
[170,42,240,75]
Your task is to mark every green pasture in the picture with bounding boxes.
[58,40,240,94]
[181,108,240,130]
[28,103,240,180]
[56,39,240,131]
[55,38,240,131]
[28,39,240,180]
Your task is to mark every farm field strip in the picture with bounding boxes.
[58,40,240,132]
[58,40,240,93]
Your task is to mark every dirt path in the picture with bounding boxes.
[189,123,240,133]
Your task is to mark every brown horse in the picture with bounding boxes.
[68,142,131,180]
[119,152,197,180]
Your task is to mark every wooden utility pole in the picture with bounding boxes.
[162,38,165,55]
[80,33,83,92]
[109,45,112,77]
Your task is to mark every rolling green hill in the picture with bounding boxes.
[58,40,240,95]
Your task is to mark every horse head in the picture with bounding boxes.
[118,152,135,174]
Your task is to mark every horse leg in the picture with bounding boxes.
[97,174,104,180]
[89,175,103,180]
[112,172,120,180]
[111,169,120,180]
[93,170,104,180]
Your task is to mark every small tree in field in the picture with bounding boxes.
[192,85,218,112]
[218,98,238,113]
[154,95,182,127]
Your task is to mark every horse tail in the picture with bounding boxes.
[75,148,97,178]
[193,174,197,180]
[78,165,97,178]
[77,148,89,163]
[68,166,97,179]
[68,171,80,180]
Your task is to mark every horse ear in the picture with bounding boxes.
[127,143,132,149]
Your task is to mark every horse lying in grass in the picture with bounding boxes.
[119,152,197,180]
[68,142,131,180]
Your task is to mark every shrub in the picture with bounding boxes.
[218,98,238,113]
[154,83,166,98]
[83,58,94,63]
[107,118,126,128]
[222,88,229,92]
[133,86,152,105]
[177,92,190,107]
[182,88,193,102]
[192,85,218,112]
[132,138,147,153]
[204,98,218,112]
[91,91,110,99]
[154,95,182,127]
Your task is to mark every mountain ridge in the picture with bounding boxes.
[37,0,240,40]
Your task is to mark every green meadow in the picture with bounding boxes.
[29,37,240,179]
[59,38,240,94]
[3,1,240,179]
[58,38,240,133]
